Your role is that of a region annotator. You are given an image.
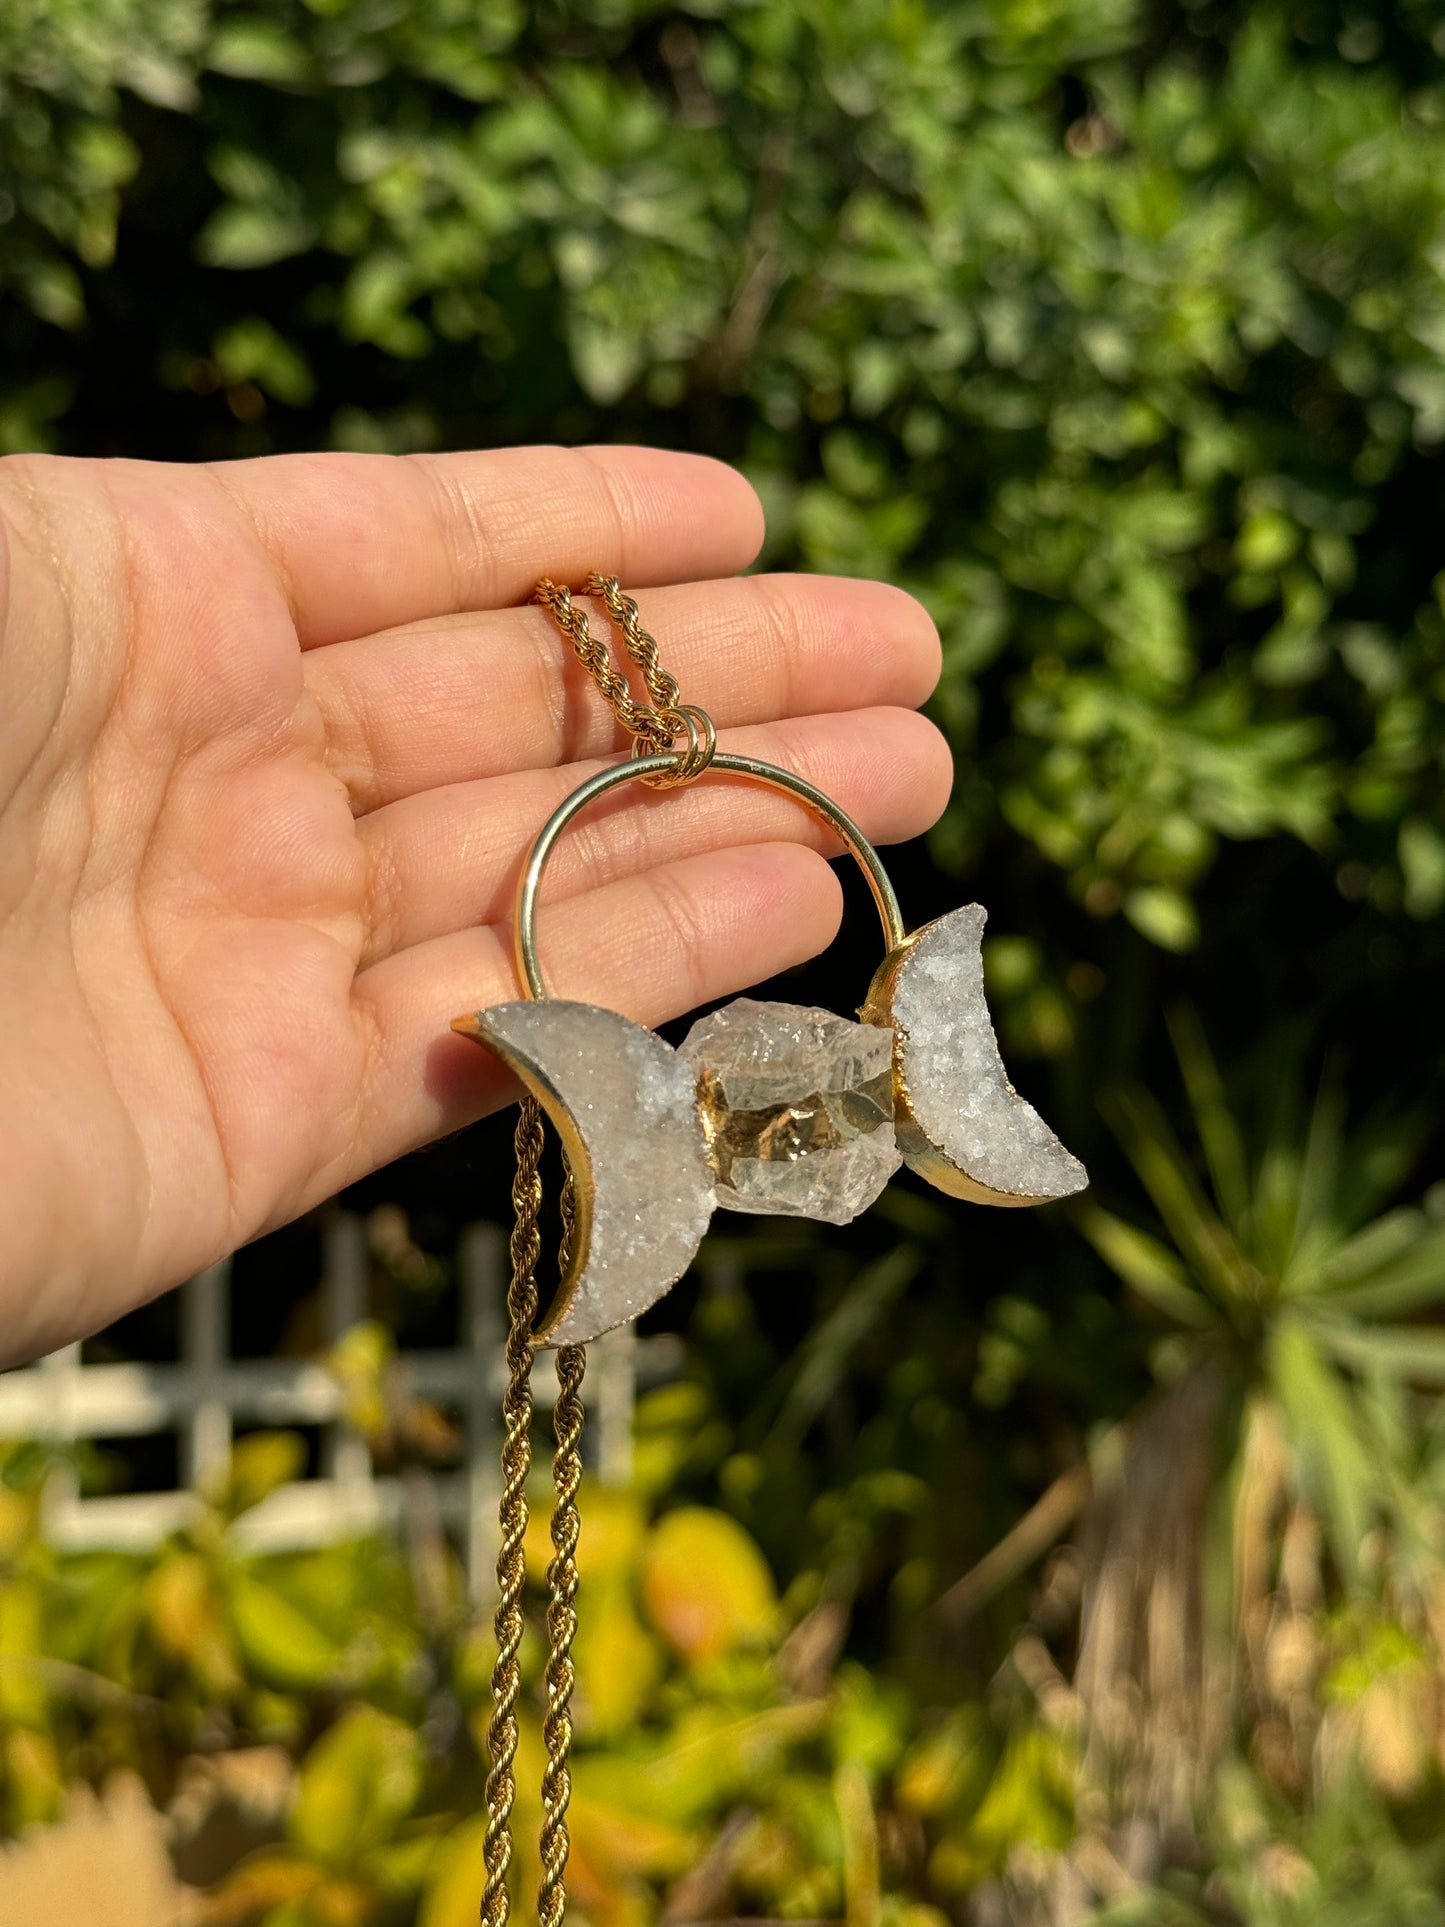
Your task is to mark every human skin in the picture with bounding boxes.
[0,446,950,1365]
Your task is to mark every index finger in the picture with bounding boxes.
[205,444,766,649]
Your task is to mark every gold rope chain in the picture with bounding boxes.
[482,577,711,1927]
[534,573,717,788]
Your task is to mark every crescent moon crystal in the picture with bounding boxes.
[862,905,1088,1207]
[453,1000,715,1346]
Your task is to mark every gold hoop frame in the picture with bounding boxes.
[513,749,908,1002]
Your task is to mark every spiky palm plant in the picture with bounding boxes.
[1073,1012,1445,1815]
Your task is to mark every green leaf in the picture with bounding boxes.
[198,207,316,270]
[230,1573,342,1689]
[290,1705,422,1867]
[213,318,316,407]
[207,18,312,84]
[1322,1221,1445,1319]
[1316,1208,1431,1294]
[1074,1204,1212,1327]
[210,1431,306,1517]
[1123,885,1199,953]
[1105,1087,1254,1310]
[1292,1076,1348,1259]
[1268,1316,1377,1582]
[774,1244,922,1443]
[1400,817,1445,919]
[1167,1007,1250,1234]
[1313,1322,1445,1387]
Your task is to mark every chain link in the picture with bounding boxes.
[538,1339,584,1927]
[484,579,700,1924]
[533,574,715,786]
[481,1095,544,1927]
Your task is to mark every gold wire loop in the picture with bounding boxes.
[629,700,718,788]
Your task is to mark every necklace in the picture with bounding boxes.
[453,573,1087,1927]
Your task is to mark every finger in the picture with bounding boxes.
[356,708,951,966]
[346,842,844,1176]
[307,572,942,812]
[207,445,765,649]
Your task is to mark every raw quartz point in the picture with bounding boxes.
[681,999,903,1224]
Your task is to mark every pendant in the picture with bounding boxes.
[463,574,1088,1927]
[454,745,1087,1348]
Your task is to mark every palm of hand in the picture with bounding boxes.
[0,448,946,1360]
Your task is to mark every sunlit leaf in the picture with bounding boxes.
[1105,1087,1253,1309]
[641,1507,778,1664]
[1320,1222,1445,1320]
[0,1581,47,1724]
[1317,1209,1435,1293]
[209,1431,306,1517]
[416,1818,486,1927]
[197,205,316,269]
[1075,1204,1212,1326]
[230,1572,343,1690]
[1268,1317,1377,1581]
[573,1578,662,1739]
[290,1705,422,1868]
[1313,1322,1445,1387]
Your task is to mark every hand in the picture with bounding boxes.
[0,447,949,1362]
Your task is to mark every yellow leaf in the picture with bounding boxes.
[0,1580,47,1724]
[148,1551,244,1698]
[209,1846,323,1916]
[3,1726,62,1827]
[0,1483,39,1558]
[895,1711,991,1818]
[209,1431,306,1516]
[291,1706,421,1869]
[418,1816,488,1927]
[563,1781,694,1927]
[574,1579,661,1739]
[640,1507,777,1664]
[577,1488,648,1582]
[598,1702,829,1822]
[570,1764,698,1882]
[147,1552,213,1656]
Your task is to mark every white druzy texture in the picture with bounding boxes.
[891,907,1088,1201]
[681,998,902,1224]
[475,1001,715,1343]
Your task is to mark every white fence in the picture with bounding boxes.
[0,1212,682,1598]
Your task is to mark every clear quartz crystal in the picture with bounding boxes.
[680,999,902,1224]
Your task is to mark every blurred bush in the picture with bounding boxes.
[4,0,1445,1921]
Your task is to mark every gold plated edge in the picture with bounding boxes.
[858,922,1070,1209]
[451,1011,595,1342]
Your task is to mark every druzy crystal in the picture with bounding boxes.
[888,905,1088,1201]
[681,999,902,1224]
[469,1000,714,1344]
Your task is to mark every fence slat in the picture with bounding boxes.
[0,1214,675,1567]
[182,1259,232,1488]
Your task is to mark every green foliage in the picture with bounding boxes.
[1081,1015,1445,1586]
[4,0,1445,943]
